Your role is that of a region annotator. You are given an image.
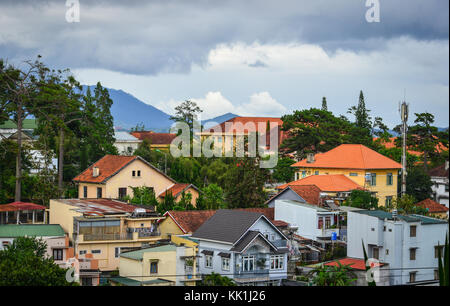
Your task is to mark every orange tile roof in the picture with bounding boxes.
[277,174,364,192]
[375,137,448,157]
[0,202,46,212]
[159,183,191,198]
[292,144,402,170]
[131,131,177,145]
[267,185,322,205]
[162,207,276,234]
[73,155,138,183]
[324,257,386,271]
[416,198,449,213]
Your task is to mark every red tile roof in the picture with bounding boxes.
[428,163,449,178]
[277,174,364,192]
[159,183,191,198]
[130,131,177,145]
[324,257,386,271]
[416,198,449,213]
[73,155,138,183]
[375,137,448,157]
[163,207,277,234]
[0,202,46,212]
[291,144,402,170]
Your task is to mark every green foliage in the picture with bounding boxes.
[321,97,328,111]
[309,262,357,286]
[272,157,296,183]
[405,166,433,202]
[198,272,236,286]
[198,184,225,210]
[124,186,159,207]
[437,234,449,286]
[0,237,77,286]
[392,194,424,215]
[343,189,378,209]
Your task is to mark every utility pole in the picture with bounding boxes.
[400,101,409,197]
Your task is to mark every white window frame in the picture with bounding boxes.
[270,255,284,270]
[242,255,255,272]
[205,255,213,268]
[221,257,230,271]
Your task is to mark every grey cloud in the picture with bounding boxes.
[248,60,268,68]
[0,0,448,75]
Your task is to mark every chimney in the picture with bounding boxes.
[92,167,100,177]
[306,153,315,163]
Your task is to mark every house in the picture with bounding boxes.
[72,154,199,207]
[322,257,390,286]
[268,174,369,208]
[428,161,449,209]
[113,131,142,155]
[0,201,47,225]
[192,209,289,286]
[130,131,177,152]
[159,207,289,239]
[158,183,200,206]
[197,116,287,153]
[416,198,449,219]
[49,198,165,272]
[274,199,344,245]
[347,209,448,285]
[110,236,199,286]
[0,224,101,285]
[291,144,402,207]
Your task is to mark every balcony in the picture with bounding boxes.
[82,233,133,241]
[234,269,270,282]
[138,231,161,238]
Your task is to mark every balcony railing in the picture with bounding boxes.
[83,233,133,241]
[234,269,270,279]
[138,231,161,238]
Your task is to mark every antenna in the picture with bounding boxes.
[399,100,409,197]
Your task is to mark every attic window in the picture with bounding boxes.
[137,170,141,177]
[132,171,136,177]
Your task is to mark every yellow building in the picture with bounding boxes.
[49,198,166,272]
[111,236,199,286]
[72,155,199,207]
[291,144,402,207]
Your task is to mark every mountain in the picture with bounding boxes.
[202,113,239,129]
[83,86,173,132]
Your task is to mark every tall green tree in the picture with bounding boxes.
[272,157,296,183]
[348,90,372,131]
[199,184,225,210]
[321,97,328,111]
[0,237,77,286]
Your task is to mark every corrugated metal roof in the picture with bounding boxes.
[355,210,448,224]
[0,224,65,238]
[114,131,140,141]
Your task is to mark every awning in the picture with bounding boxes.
[201,250,213,256]
[217,252,231,258]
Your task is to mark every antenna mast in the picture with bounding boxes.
[400,101,409,197]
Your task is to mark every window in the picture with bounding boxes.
[92,249,101,254]
[446,184,449,192]
[118,188,127,199]
[383,226,386,232]
[53,249,63,261]
[385,249,389,255]
[435,246,444,258]
[97,187,102,198]
[318,218,323,229]
[81,277,93,286]
[83,186,88,198]
[132,170,136,177]
[349,173,358,177]
[314,171,319,175]
[410,248,416,260]
[242,256,255,272]
[137,170,141,177]
[222,257,230,271]
[372,247,379,260]
[410,225,417,237]
[115,247,121,258]
[205,255,213,268]
[79,250,87,255]
[2,241,10,247]
[370,173,377,186]
[385,196,393,208]
[325,216,331,229]
[386,173,393,185]
[301,171,306,178]
[150,261,158,274]
[409,272,416,283]
[270,255,284,270]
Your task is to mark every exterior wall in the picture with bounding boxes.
[114,141,141,155]
[174,187,200,207]
[105,159,175,199]
[159,216,185,239]
[431,176,449,209]
[267,189,306,208]
[347,211,449,285]
[294,168,399,206]
[49,199,83,240]
[78,183,105,199]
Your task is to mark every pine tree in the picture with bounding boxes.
[321,97,328,111]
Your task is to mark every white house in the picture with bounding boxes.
[274,199,343,244]
[192,209,289,286]
[113,131,142,155]
[428,161,449,209]
[347,209,448,285]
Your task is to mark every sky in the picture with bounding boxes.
[0,0,448,128]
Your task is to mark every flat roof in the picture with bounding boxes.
[0,224,65,238]
[354,210,448,224]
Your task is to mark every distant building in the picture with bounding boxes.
[416,198,449,219]
[130,131,177,152]
[428,161,449,209]
[113,131,142,155]
[347,209,448,285]
[192,209,289,286]
[291,144,402,207]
